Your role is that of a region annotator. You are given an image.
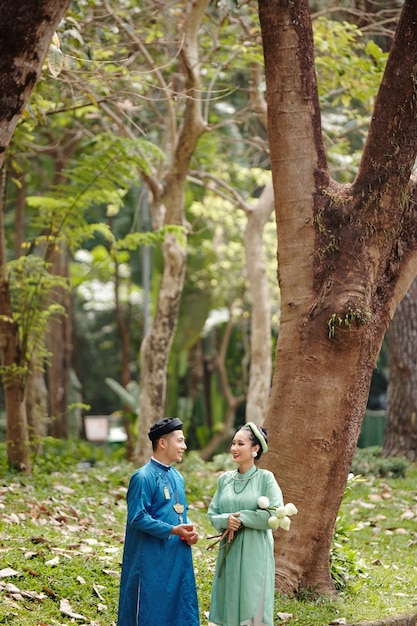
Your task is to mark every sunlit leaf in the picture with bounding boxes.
[47,44,63,77]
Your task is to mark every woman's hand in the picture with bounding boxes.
[225,512,241,542]
[227,512,241,530]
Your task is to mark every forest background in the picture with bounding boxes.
[2,0,417,602]
[0,0,404,457]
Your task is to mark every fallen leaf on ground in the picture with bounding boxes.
[0,567,19,578]
[4,581,48,601]
[93,583,105,600]
[276,612,294,622]
[2,512,20,524]
[60,598,87,620]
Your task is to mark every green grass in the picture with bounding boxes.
[1,441,417,624]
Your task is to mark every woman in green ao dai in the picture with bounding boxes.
[208,422,283,626]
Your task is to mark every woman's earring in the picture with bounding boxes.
[252,451,257,458]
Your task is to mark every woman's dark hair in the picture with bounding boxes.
[240,424,268,460]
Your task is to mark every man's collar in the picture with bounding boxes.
[151,456,172,469]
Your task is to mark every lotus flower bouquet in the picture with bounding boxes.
[257,496,298,531]
[206,496,298,577]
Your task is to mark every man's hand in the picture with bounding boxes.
[172,523,199,545]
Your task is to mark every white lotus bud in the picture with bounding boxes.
[279,516,291,531]
[268,516,280,529]
[284,503,298,517]
[258,496,270,509]
[275,506,286,518]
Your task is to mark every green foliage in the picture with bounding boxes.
[330,476,368,593]
[328,307,373,338]
[313,17,388,182]
[29,437,110,473]
[1,256,68,384]
[26,133,164,252]
[105,378,140,414]
[351,446,409,478]
[3,126,165,404]
[314,18,387,111]
[72,300,143,415]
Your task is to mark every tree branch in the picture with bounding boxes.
[355,0,417,198]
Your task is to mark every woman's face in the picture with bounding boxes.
[230,429,258,465]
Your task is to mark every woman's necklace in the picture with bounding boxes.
[232,466,259,494]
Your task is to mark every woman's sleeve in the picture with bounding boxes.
[238,471,284,530]
[207,476,230,531]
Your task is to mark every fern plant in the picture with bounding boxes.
[0,256,67,384]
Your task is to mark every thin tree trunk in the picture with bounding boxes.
[44,135,81,440]
[0,152,29,469]
[14,170,25,258]
[135,0,209,465]
[47,245,71,439]
[0,279,29,470]
[384,277,417,460]
[114,256,135,461]
[137,234,187,461]
[244,182,274,424]
[26,368,48,449]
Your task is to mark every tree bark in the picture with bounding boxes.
[26,368,48,448]
[0,279,29,470]
[47,244,71,439]
[137,234,187,458]
[0,0,71,169]
[244,182,274,425]
[383,276,417,460]
[245,68,274,425]
[258,0,417,595]
[114,256,135,461]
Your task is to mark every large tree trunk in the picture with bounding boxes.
[383,276,417,460]
[258,0,417,595]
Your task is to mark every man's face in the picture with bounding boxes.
[161,430,187,464]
